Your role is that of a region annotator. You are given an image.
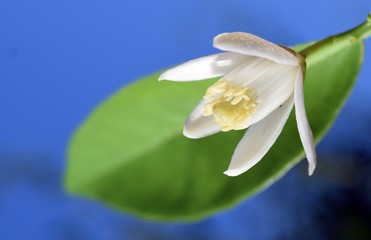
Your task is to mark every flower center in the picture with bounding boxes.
[203,80,257,131]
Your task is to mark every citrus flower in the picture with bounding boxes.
[159,32,316,176]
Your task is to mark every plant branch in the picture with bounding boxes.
[300,13,371,58]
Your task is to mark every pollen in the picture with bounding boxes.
[203,80,257,131]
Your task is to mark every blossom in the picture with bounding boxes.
[159,32,316,176]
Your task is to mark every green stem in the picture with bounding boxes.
[300,13,371,58]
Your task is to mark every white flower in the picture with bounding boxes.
[159,32,316,176]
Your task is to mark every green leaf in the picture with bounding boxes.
[65,40,364,221]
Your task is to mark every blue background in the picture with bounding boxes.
[1,0,371,239]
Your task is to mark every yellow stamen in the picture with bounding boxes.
[203,80,257,131]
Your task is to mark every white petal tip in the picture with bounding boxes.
[183,127,199,139]
[158,73,167,81]
[223,169,242,177]
[158,70,179,81]
[308,163,316,176]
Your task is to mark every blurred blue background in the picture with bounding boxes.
[1,0,371,239]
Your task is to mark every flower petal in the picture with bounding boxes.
[214,32,298,66]
[224,95,294,177]
[183,99,221,138]
[294,68,317,175]
[159,52,250,82]
[221,58,297,128]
